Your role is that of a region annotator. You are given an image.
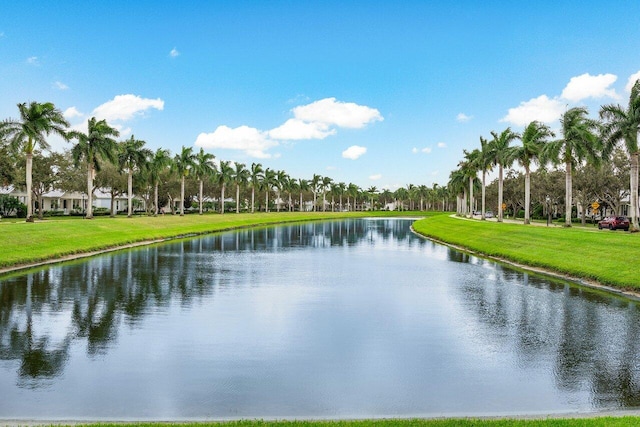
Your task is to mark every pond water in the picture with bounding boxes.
[0,218,639,420]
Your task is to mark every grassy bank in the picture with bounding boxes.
[412,214,640,291]
[0,211,422,271]
[55,417,640,427]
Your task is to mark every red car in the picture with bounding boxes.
[598,216,630,231]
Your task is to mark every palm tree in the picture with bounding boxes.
[461,149,481,217]
[600,80,640,230]
[287,176,299,212]
[262,168,276,212]
[250,162,263,213]
[336,182,346,211]
[310,174,322,211]
[275,170,288,212]
[477,136,494,220]
[490,128,520,222]
[148,148,172,216]
[193,148,216,215]
[321,176,333,212]
[366,186,378,210]
[2,101,70,221]
[512,121,554,224]
[448,168,466,216]
[298,178,309,212]
[542,107,600,227]
[347,183,360,211]
[70,117,119,219]
[172,146,196,216]
[216,160,234,214]
[233,162,250,213]
[118,135,151,217]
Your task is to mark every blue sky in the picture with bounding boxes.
[2,1,640,189]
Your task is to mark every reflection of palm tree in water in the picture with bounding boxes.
[455,263,640,409]
[0,219,423,386]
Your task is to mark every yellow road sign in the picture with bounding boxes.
[592,202,600,210]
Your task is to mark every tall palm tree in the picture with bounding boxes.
[600,79,640,230]
[148,148,172,216]
[172,146,196,216]
[512,121,554,224]
[321,176,333,212]
[2,101,70,221]
[250,162,263,213]
[336,182,346,211]
[233,162,250,213]
[287,176,299,212]
[477,136,495,220]
[347,183,360,211]
[366,186,378,211]
[542,107,600,227]
[193,148,216,215]
[118,135,151,217]
[70,117,119,219]
[448,168,466,216]
[490,128,520,222]
[462,149,481,217]
[262,168,276,212]
[216,160,234,214]
[310,174,322,211]
[275,170,288,212]
[298,178,309,212]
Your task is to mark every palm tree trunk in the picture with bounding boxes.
[481,171,486,220]
[565,161,572,227]
[236,184,241,213]
[199,180,204,215]
[322,191,326,212]
[154,183,159,216]
[128,171,133,217]
[631,152,639,230]
[220,184,225,214]
[497,164,504,222]
[87,165,94,219]
[288,193,292,212]
[180,176,185,216]
[251,186,255,213]
[524,166,531,224]
[468,176,474,218]
[110,193,116,217]
[299,192,303,212]
[26,152,33,221]
[313,192,317,211]
[265,190,269,213]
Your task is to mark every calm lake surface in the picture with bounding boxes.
[1,218,639,420]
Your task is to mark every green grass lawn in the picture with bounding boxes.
[0,211,424,271]
[412,213,640,291]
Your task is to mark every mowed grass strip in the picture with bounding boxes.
[412,214,640,290]
[0,211,423,270]
[72,416,640,427]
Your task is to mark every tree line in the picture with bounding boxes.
[449,80,640,230]
[0,103,450,221]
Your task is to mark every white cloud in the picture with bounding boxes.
[560,73,619,102]
[500,95,566,126]
[170,47,180,58]
[456,113,473,122]
[54,81,69,90]
[421,147,432,154]
[342,145,367,160]
[626,71,640,92]
[292,97,383,129]
[437,142,447,148]
[369,174,382,180]
[268,119,335,140]
[26,56,39,65]
[195,125,278,159]
[412,147,418,154]
[63,107,83,119]
[92,94,164,122]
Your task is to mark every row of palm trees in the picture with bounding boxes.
[449,79,640,229]
[1,102,451,220]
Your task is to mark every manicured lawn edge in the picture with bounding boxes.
[24,416,640,426]
[411,214,640,294]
